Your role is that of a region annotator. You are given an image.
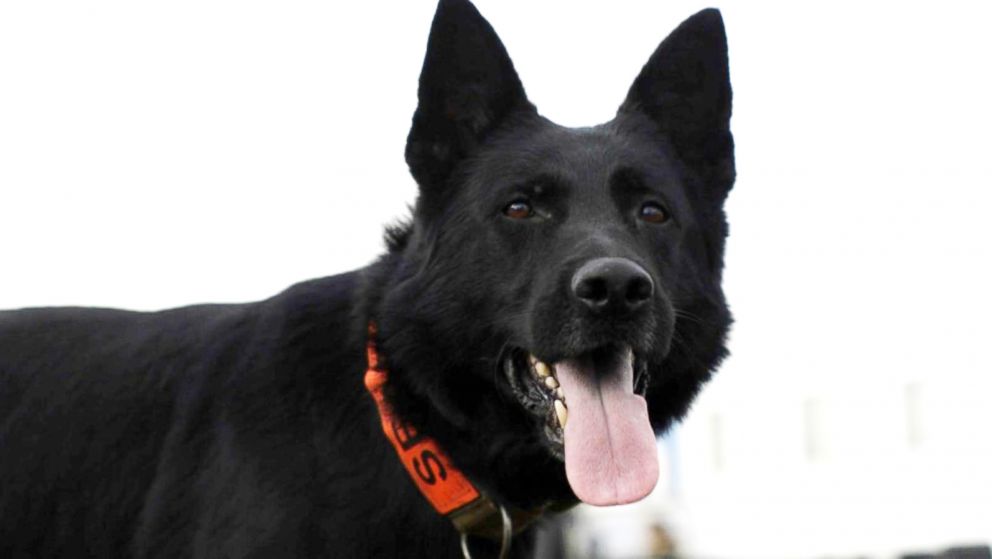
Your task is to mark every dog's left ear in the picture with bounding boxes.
[620,9,735,194]
[406,0,535,194]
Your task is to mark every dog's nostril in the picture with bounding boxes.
[626,275,654,303]
[574,277,610,305]
[571,257,654,314]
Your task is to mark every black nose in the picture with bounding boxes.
[571,257,654,314]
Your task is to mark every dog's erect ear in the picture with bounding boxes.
[620,9,734,192]
[406,0,534,192]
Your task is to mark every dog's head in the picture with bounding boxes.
[372,0,733,509]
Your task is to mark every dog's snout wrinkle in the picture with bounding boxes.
[570,257,654,315]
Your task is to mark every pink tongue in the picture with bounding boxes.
[554,351,659,506]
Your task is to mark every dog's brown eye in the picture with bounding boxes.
[639,202,668,224]
[503,200,533,219]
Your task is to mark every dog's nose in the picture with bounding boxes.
[571,257,654,314]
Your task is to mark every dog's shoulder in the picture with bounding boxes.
[0,274,366,448]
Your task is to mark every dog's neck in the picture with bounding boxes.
[363,321,571,539]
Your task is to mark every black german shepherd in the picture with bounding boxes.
[0,1,734,557]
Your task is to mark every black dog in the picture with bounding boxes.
[0,1,734,557]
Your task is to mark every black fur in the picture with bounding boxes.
[0,1,734,557]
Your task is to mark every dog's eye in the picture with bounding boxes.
[638,202,669,224]
[503,200,533,220]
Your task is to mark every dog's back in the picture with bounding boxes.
[0,274,416,557]
[1,307,185,553]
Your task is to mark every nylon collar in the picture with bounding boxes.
[363,323,548,542]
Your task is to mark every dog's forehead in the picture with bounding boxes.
[479,120,679,190]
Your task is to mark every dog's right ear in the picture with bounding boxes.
[406,0,535,193]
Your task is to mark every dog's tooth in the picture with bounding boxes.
[528,354,538,366]
[534,361,551,378]
[544,376,558,390]
[555,387,564,399]
[554,399,568,428]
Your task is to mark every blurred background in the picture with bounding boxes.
[2,1,990,558]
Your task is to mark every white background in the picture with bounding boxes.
[2,2,991,558]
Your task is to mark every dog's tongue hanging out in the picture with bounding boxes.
[554,351,659,506]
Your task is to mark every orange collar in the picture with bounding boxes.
[363,323,547,539]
